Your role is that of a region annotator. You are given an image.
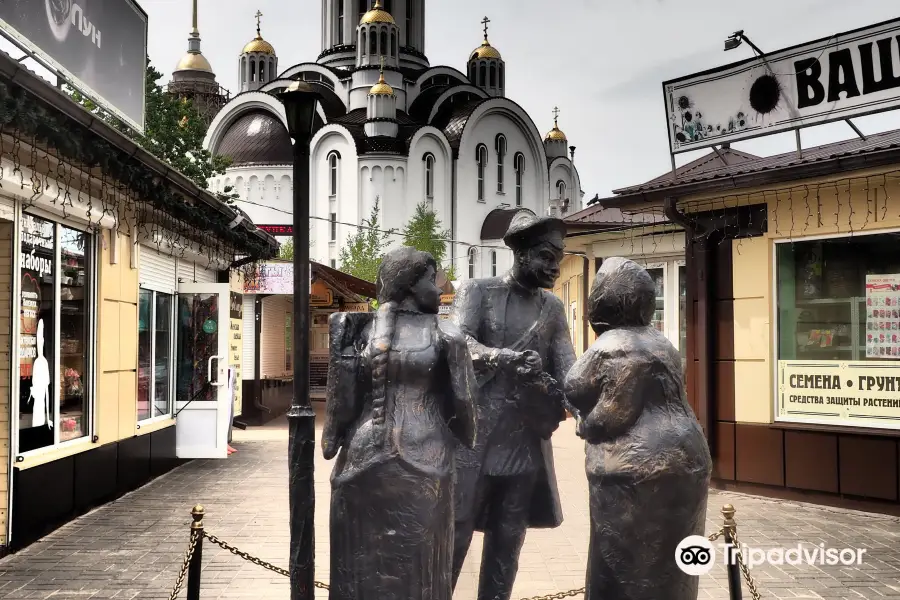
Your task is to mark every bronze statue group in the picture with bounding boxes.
[322,212,713,600]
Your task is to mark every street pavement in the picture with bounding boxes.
[0,412,899,599]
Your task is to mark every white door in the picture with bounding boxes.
[174,283,232,459]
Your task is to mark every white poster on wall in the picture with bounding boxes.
[778,359,900,429]
[865,274,900,359]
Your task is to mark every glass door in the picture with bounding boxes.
[174,283,232,459]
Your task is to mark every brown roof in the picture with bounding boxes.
[312,262,376,300]
[603,128,900,208]
[564,202,669,234]
[619,147,760,193]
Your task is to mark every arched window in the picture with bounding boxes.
[476,144,488,201]
[406,0,413,47]
[370,27,377,54]
[359,0,368,21]
[391,31,397,57]
[380,29,388,56]
[361,29,367,58]
[495,134,506,193]
[514,152,525,207]
[250,59,256,82]
[490,250,498,277]
[489,63,496,88]
[468,247,477,279]
[499,63,505,89]
[328,152,340,196]
[383,0,392,12]
[478,63,486,86]
[337,0,345,43]
[468,62,476,81]
[557,180,567,201]
[269,60,275,81]
[423,153,435,198]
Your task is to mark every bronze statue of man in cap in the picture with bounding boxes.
[450,211,576,600]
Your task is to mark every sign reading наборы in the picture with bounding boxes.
[778,360,900,429]
[664,18,900,154]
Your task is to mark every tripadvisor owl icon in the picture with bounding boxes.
[675,535,716,576]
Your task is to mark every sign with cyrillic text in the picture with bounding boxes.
[664,18,900,154]
[778,360,900,429]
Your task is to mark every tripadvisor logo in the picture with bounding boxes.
[675,536,867,575]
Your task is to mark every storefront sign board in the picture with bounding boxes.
[664,18,900,154]
[778,359,900,429]
[865,274,900,358]
[0,0,147,133]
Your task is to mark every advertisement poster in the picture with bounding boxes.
[778,360,900,429]
[0,0,147,131]
[19,214,55,429]
[865,274,900,358]
[229,292,242,417]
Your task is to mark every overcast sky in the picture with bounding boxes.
[10,0,900,200]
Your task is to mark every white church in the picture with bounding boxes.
[182,0,583,279]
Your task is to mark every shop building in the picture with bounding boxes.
[596,129,900,512]
[239,260,375,424]
[0,54,277,551]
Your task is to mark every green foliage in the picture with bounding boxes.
[401,201,454,279]
[66,58,230,190]
[338,197,394,283]
[279,238,294,261]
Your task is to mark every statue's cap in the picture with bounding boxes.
[503,212,567,251]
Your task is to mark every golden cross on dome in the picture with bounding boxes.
[481,16,491,40]
[255,10,263,36]
[552,106,560,125]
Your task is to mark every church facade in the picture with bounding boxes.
[182,0,583,278]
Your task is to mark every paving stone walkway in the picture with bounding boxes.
[0,413,899,599]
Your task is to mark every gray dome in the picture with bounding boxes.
[217,111,292,166]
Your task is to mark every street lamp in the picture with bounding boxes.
[276,79,321,600]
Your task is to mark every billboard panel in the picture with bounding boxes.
[0,0,147,133]
[664,18,900,154]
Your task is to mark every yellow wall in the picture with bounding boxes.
[711,168,900,425]
[553,255,587,355]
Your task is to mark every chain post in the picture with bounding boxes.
[187,505,205,600]
[722,504,743,600]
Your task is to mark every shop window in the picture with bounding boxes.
[19,216,94,452]
[646,266,665,333]
[138,289,174,422]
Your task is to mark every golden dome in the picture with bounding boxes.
[470,40,501,60]
[546,127,567,142]
[175,52,213,73]
[360,0,395,24]
[369,71,394,96]
[243,36,276,55]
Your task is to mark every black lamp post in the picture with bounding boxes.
[277,80,321,600]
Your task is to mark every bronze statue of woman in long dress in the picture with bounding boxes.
[565,257,712,600]
[322,246,477,600]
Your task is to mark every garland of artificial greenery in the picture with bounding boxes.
[0,76,272,262]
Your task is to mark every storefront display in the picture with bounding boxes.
[18,215,93,452]
[138,289,175,422]
[776,232,900,428]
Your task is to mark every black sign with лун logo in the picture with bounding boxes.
[0,0,147,132]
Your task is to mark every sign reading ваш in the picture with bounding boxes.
[778,360,900,429]
[664,18,900,154]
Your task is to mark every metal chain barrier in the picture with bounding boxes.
[169,504,763,600]
[168,529,199,600]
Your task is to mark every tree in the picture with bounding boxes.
[401,202,455,280]
[338,197,394,283]
[278,239,294,261]
[66,59,231,191]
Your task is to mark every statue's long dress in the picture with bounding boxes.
[323,312,476,600]
[566,328,712,600]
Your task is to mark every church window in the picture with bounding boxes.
[468,62,475,82]
[269,60,275,81]
[361,30,367,57]
[489,63,496,88]
[468,247,477,279]
[330,213,337,241]
[370,27,377,54]
[557,180,567,201]
[328,152,339,196]
[380,29,388,57]
[476,144,487,202]
[423,153,435,198]
[499,63,505,89]
[383,0,392,12]
[391,31,397,58]
[495,135,506,193]
[490,251,498,277]
[337,0,344,43]
[250,59,256,82]
[359,0,368,21]
[478,63,486,87]
[514,152,525,207]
